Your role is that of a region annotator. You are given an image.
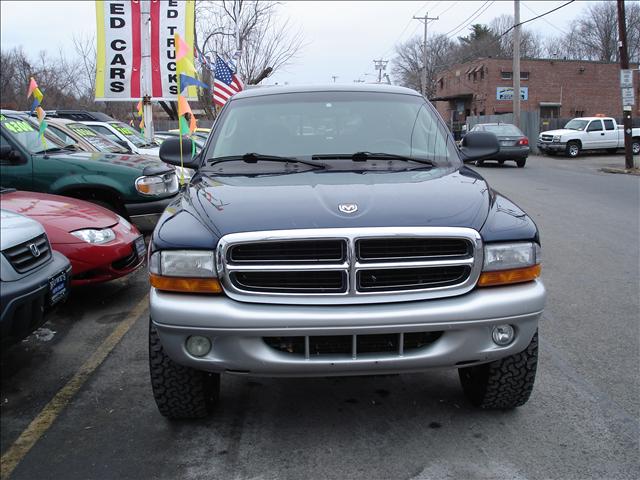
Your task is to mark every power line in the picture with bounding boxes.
[521,1,568,35]
[380,1,434,58]
[442,1,492,38]
[434,1,460,18]
[446,1,495,39]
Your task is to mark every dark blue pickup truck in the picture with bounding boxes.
[148,85,546,419]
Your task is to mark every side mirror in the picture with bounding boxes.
[458,131,500,162]
[159,138,200,170]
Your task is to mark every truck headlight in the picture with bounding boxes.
[135,172,178,196]
[478,242,541,287]
[552,135,561,142]
[149,250,222,293]
[70,228,116,244]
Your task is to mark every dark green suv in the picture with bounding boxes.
[0,111,178,231]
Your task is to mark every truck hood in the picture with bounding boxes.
[539,128,577,137]
[0,209,45,250]
[174,167,491,239]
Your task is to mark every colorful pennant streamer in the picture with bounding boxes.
[27,78,47,145]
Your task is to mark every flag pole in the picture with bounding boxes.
[140,0,154,141]
[178,74,184,186]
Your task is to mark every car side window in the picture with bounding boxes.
[0,132,25,165]
[587,121,603,132]
[603,119,615,131]
[90,125,120,142]
[48,126,77,147]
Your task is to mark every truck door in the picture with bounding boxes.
[585,120,605,149]
[0,131,33,191]
[601,119,618,149]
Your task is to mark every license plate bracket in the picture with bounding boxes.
[134,236,146,260]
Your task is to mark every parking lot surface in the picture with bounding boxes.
[1,153,638,480]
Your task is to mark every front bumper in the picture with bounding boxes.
[1,251,71,345]
[124,195,177,232]
[151,280,546,377]
[537,141,566,152]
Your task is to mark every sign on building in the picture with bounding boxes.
[496,87,528,101]
[95,0,196,101]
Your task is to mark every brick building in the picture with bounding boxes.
[431,57,639,133]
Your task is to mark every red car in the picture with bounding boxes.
[0,189,146,285]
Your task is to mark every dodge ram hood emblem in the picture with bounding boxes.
[338,203,358,214]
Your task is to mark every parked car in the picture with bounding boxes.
[465,123,529,167]
[1,189,145,286]
[149,84,546,419]
[0,110,179,232]
[1,209,71,346]
[538,116,640,157]
[46,110,161,156]
[44,117,130,154]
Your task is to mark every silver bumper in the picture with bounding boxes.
[150,280,546,377]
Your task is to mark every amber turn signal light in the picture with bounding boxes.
[150,274,223,294]
[477,264,541,287]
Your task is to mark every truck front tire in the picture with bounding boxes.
[458,330,538,409]
[149,320,220,419]
[566,141,580,158]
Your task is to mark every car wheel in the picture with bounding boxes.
[475,159,484,167]
[566,141,580,158]
[516,158,526,168]
[632,139,640,156]
[149,319,220,419]
[458,330,538,409]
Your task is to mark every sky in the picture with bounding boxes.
[0,0,593,86]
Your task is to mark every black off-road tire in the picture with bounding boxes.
[458,330,538,409]
[516,158,526,168]
[565,141,580,158]
[149,320,220,419]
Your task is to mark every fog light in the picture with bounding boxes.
[186,336,211,357]
[492,325,515,346]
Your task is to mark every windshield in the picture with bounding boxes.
[564,119,588,131]
[480,124,523,136]
[108,122,149,147]
[67,123,128,153]
[0,114,66,153]
[206,91,459,168]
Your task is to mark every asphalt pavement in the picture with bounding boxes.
[1,153,638,480]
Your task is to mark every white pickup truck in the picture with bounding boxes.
[538,117,640,157]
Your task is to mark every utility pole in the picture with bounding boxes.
[513,0,521,129]
[617,0,634,169]
[413,12,438,97]
[140,1,154,141]
[373,59,388,83]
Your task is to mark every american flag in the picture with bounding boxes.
[213,55,243,107]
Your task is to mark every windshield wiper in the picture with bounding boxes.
[206,153,325,169]
[35,147,65,154]
[313,152,434,167]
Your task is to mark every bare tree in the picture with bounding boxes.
[391,34,457,97]
[73,33,97,103]
[196,1,304,84]
[489,14,544,59]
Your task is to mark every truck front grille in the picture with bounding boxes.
[2,233,51,273]
[263,331,443,358]
[217,227,482,304]
[540,134,554,142]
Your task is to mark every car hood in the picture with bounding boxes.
[1,191,119,243]
[45,150,162,171]
[540,129,578,137]
[169,167,491,240]
[0,209,45,250]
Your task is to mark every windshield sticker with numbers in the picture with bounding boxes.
[2,119,36,134]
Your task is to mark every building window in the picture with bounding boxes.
[501,71,512,80]
[520,71,529,80]
[575,110,585,117]
[480,69,484,80]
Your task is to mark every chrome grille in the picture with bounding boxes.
[216,227,483,305]
[541,134,554,142]
[2,233,51,273]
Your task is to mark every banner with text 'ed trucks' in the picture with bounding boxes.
[95,0,196,101]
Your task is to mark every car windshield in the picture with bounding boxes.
[108,122,149,147]
[206,91,459,169]
[67,123,128,153]
[0,114,66,153]
[481,124,523,136]
[564,119,588,131]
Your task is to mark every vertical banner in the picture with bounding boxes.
[150,0,196,99]
[95,0,142,100]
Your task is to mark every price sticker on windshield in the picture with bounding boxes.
[113,125,135,136]
[2,119,36,134]
[69,126,98,137]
